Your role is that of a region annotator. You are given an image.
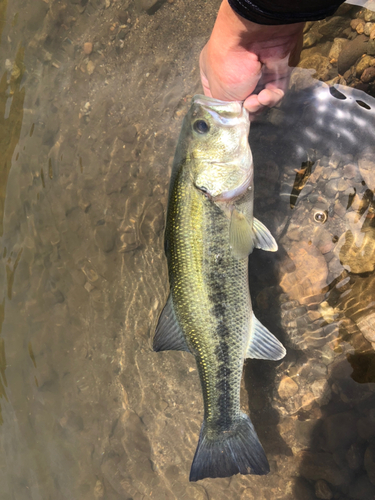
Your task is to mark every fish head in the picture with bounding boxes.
[183,95,252,201]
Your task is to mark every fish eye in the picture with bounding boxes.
[314,210,328,223]
[193,120,210,134]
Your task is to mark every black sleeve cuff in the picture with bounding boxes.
[228,0,346,25]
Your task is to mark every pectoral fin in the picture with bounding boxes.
[246,313,286,360]
[229,208,255,259]
[253,218,278,252]
[153,294,191,353]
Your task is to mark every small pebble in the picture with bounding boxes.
[350,18,362,30]
[87,60,95,75]
[364,9,375,22]
[83,42,93,55]
[364,22,375,36]
[356,55,373,77]
[356,21,366,34]
[278,376,299,399]
[361,66,375,83]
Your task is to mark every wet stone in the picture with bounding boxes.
[277,376,299,399]
[355,20,366,34]
[356,312,375,344]
[338,228,375,274]
[93,480,104,499]
[365,22,375,36]
[87,61,95,75]
[315,479,333,499]
[350,18,363,31]
[364,8,375,22]
[83,42,93,54]
[361,65,375,82]
[356,55,374,77]
[298,54,334,80]
[304,32,319,48]
[338,34,369,74]
[319,16,349,39]
[328,38,348,60]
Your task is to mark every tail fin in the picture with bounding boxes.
[189,413,269,482]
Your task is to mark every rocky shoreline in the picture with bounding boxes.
[299,3,375,95]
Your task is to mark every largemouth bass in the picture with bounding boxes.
[154,95,286,481]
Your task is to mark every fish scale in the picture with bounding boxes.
[168,170,249,430]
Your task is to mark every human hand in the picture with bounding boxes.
[200,0,304,115]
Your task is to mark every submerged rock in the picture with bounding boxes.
[319,16,349,39]
[299,54,335,81]
[356,55,374,77]
[329,38,349,60]
[278,376,299,399]
[338,35,369,74]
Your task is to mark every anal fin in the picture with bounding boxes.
[153,294,191,353]
[246,313,286,360]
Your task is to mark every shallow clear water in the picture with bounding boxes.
[1,0,375,499]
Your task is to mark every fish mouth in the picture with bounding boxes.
[192,95,248,124]
[192,95,243,113]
